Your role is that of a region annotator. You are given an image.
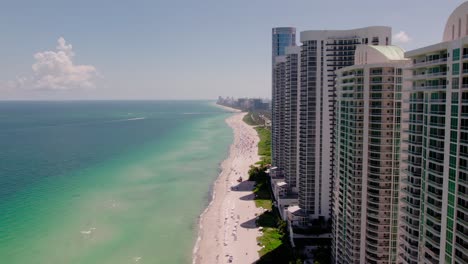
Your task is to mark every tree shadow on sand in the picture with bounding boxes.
[240,210,277,229]
[252,243,295,264]
[239,193,255,201]
[240,217,258,229]
[230,181,254,192]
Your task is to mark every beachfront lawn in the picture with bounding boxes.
[257,211,283,256]
[249,165,273,210]
[255,127,271,158]
[257,227,283,256]
[253,181,272,210]
[255,199,272,210]
[242,112,257,126]
[243,111,268,126]
[242,111,272,165]
[256,211,295,263]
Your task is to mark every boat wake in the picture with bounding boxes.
[80,227,97,235]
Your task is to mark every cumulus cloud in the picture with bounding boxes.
[12,37,98,90]
[393,31,411,44]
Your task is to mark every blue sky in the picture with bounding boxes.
[0,0,466,100]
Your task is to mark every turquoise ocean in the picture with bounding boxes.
[0,101,233,264]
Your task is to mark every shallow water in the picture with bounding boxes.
[0,101,233,264]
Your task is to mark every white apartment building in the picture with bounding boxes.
[333,45,409,264]
[293,27,392,227]
[399,2,468,264]
[273,55,287,172]
[272,27,296,170]
[284,46,301,192]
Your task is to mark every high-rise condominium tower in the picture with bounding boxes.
[273,55,287,171]
[333,45,409,264]
[399,2,468,264]
[272,27,296,169]
[283,46,301,192]
[293,27,391,226]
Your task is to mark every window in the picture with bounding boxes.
[448,193,455,206]
[450,155,457,167]
[451,118,460,130]
[446,243,453,255]
[454,49,461,61]
[447,206,454,218]
[449,181,456,193]
[452,105,459,116]
[451,142,458,153]
[453,62,460,74]
[453,77,459,89]
[449,169,456,180]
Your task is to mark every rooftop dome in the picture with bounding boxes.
[354,45,406,65]
[443,1,468,41]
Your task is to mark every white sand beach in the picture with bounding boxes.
[193,112,263,264]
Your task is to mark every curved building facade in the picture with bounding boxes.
[334,45,409,264]
[400,2,468,263]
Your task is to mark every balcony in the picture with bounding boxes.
[409,71,447,80]
[370,80,395,84]
[400,216,419,230]
[370,71,395,76]
[412,85,447,90]
[399,250,419,264]
[425,211,441,224]
[410,58,448,68]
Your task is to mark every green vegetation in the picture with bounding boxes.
[255,127,271,164]
[242,112,257,126]
[313,246,331,264]
[253,184,272,209]
[258,225,283,255]
[256,211,295,263]
[242,111,269,126]
[243,111,299,263]
[248,165,299,263]
[242,111,272,165]
[248,165,272,210]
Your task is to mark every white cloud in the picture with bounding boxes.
[12,37,98,90]
[393,31,411,44]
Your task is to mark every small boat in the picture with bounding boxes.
[237,176,243,182]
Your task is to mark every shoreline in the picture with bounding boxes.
[212,102,242,113]
[192,112,262,264]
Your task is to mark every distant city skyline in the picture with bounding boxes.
[0,0,466,100]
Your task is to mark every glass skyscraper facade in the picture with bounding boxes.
[272,27,297,59]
